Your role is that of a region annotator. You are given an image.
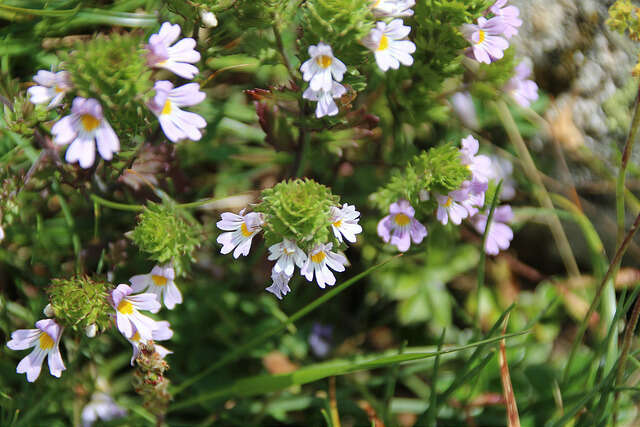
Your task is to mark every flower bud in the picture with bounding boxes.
[419,189,430,201]
[43,303,55,317]
[201,11,218,27]
[85,324,97,338]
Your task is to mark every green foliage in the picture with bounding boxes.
[607,0,640,41]
[61,32,154,142]
[47,275,112,333]
[471,47,518,100]
[130,203,203,277]
[3,93,48,137]
[255,178,340,251]
[371,144,471,215]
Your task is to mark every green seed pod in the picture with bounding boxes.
[255,178,340,252]
[130,203,203,277]
[47,276,113,334]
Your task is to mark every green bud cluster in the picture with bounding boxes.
[607,0,640,41]
[61,32,154,140]
[133,342,171,417]
[372,144,471,215]
[255,178,340,252]
[130,203,203,277]
[47,276,113,333]
[3,93,48,137]
[301,0,373,62]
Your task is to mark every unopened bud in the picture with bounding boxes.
[43,303,55,317]
[201,11,218,27]
[419,189,430,201]
[85,323,98,338]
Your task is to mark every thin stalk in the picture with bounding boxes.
[494,100,580,277]
[90,194,145,211]
[613,289,640,420]
[562,211,640,384]
[476,180,503,329]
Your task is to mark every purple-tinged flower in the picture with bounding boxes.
[504,62,539,108]
[148,81,206,142]
[268,239,306,276]
[126,320,173,365]
[489,0,522,39]
[436,190,470,225]
[460,135,492,184]
[377,199,427,252]
[330,203,363,244]
[461,17,509,64]
[27,70,72,108]
[130,264,182,311]
[216,209,263,258]
[300,43,347,92]
[6,319,65,382]
[146,22,200,79]
[266,270,293,300]
[81,393,127,427]
[309,323,333,358]
[459,180,488,217]
[303,81,347,118]
[371,0,415,17]
[471,205,514,255]
[487,155,516,200]
[450,92,479,129]
[52,97,119,169]
[109,284,160,341]
[362,19,416,72]
[301,243,348,288]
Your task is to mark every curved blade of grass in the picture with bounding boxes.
[170,330,530,411]
[172,255,402,396]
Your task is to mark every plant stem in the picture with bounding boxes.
[495,100,580,277]
[90,194,145,211]
[613,288,640,421]
[562,211,640,384]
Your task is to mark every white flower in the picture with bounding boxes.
[126,320,173,365]
[436,190,470,225]
[300,42,347,91]
[130,264,182,311]
[330,204,362,244]
[0,224,4,242]
[85,324,97,338]
[371,0,415,17]
[201,11,218,28]
[148,81,207,143]
[459,135,492,183]
[81,393,127,427]
[52,97,119,169]
[266,270,293,300]
[146,22,201,79]
[216,209,264,258]
[6,319,65,382]
[459,180,488,217]
[301,243,348,288]
[109,284,160,341]
[303,81,347,118]
[363,19,416,71]
[27,70,72,108]
[268,239,306,276]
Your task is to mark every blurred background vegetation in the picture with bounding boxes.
[2,0,640,426]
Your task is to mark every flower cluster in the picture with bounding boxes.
[6,264,181,382]
[300,0,416,118]
[462,0,522,64]
[216,179,362,299]
[28,22,205,169]
[377,135,515,255]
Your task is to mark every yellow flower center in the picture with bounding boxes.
[372,0,382,7]
[394,213,410,226]
[39,332,55,350]
[477,30,486,45]
[240,222,253,237]
[377,35,389,51]
[333,219,342,228]
[152,275,168,286]
[311,251,326,264]
[54,86,65,93]
[316,55,333,68]
[81,114,100,132]
[444,197,453,207]
[131,331,141,342]
[117,300,134,315]
[161,100,172,115]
